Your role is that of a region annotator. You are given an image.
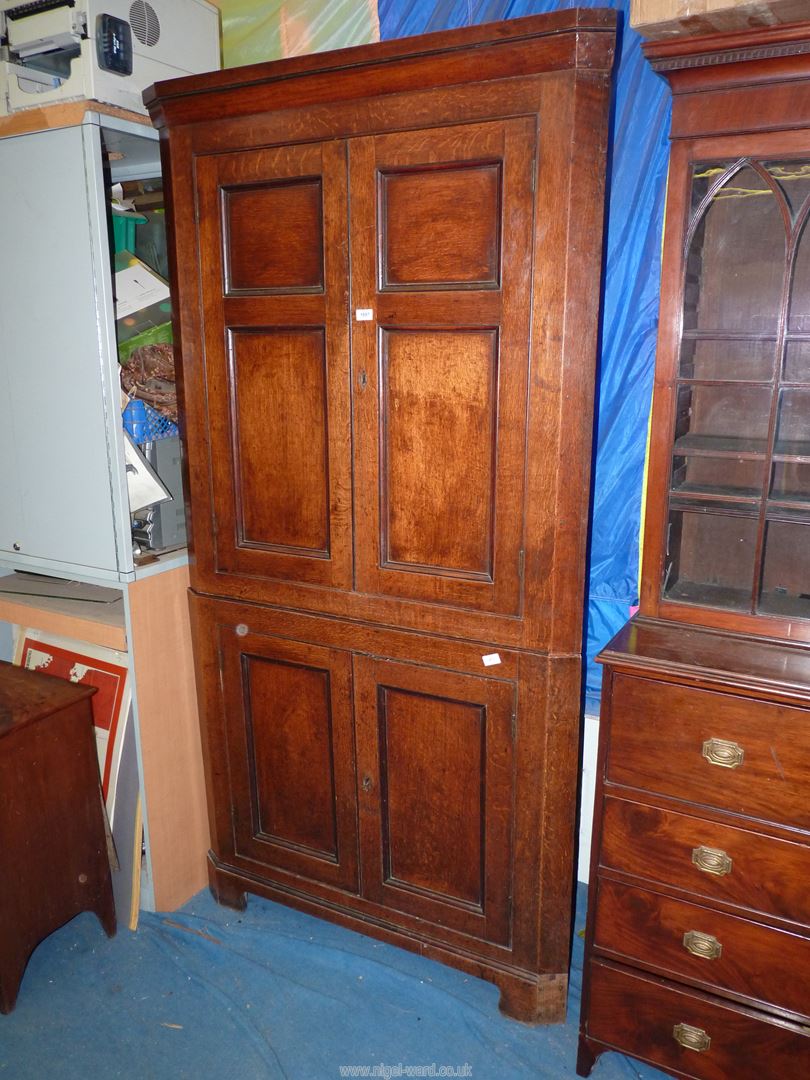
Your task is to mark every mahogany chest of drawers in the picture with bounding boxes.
[579,17,810,1078]
[0,660,116,1013]
[578,618,810,1079]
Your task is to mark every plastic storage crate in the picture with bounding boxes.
[122,399,178,442]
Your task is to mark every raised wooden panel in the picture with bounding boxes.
[352,117,535,615]
[354,655,514,945]
[381,163,501,289]
[381,328,497,577]
[218,628,359,891]
[380,686,484,905]
[223,178,323,293]
[195,140,352,590]
[229,328,329,554]
[245,655,338,857]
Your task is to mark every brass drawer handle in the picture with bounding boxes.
[702,737,744,769]
[692,845,733,877]
[683,930,723,960]
[673,1023,711,1053]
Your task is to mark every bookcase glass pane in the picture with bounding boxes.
[784,341,810,383]
[664,510,757,611]
[673,384,772,449]
[775,388,810,458]
[689,162,728,214]
[765,161,810,221]
[759,521,810,618]
[770,461,810,507]
[672,454,762,501]
[679,338,774,380]
[790,212,810,334]
[684,164,785,336]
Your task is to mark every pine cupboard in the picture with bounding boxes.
[145,9,617,1022]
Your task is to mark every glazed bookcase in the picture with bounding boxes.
[579,20,810,1080]
[653,153,810,630]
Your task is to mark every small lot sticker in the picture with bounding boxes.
[482,653,501,667]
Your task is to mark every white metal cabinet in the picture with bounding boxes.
[0,113,160,582]
[0,110,208,914]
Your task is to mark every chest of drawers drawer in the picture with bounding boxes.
[592,878,810,1019]
[585,959,810,1080]
[601,796,810,926]
[606,675,810,828]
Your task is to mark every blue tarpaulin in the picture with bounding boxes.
[379,0,671,711]
[0,885,664,1078]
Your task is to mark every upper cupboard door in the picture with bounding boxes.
[351,119,536,615]
[195,142,352,590]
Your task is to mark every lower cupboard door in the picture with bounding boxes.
[219,628,359,892]
[354,655,515,945]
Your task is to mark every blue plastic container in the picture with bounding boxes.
[123,399,179,442]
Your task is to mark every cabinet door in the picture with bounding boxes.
[218,628,359,892]
[195,141,352,590]
[351,118,535,615]
[354,655,515,945]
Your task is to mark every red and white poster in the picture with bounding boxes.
[16,632,131,823]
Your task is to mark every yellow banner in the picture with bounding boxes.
[213,0,380,67]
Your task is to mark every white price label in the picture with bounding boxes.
[482,653,501,667]
[355,308,374,321]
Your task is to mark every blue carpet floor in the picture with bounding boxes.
[0,883,666,1079]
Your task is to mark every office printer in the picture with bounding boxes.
[0,0,219,116]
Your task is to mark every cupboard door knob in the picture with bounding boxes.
[702,737,744,769]
[362,774,374,794]
[691,845,733,877]
[683,930,722,960]
[673,1023,711,1053]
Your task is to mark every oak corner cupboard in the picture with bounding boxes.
[579,20,810,1080]
[145,8,618,1023]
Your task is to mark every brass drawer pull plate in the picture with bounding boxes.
[691,845,733,877]
[673,1023,712,1053]
[683,930,723,960]
[702,737,744,769]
